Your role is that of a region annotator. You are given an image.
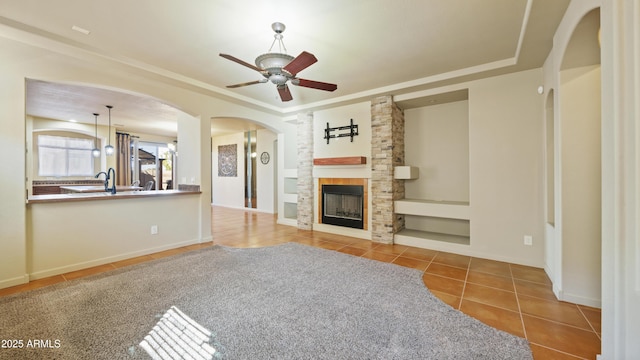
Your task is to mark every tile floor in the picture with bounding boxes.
[0,206,601,359]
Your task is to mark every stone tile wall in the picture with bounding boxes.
[370,95,405,243]
[296,112,314,230]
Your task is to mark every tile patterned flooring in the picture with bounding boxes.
[0,206,601,359]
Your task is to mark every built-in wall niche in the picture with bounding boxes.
[403,215,470,245]
[281,169,298,224]
[403,96,470,203]
[283,202,298,220]
[395,89,470,246]
[283,177,297,194]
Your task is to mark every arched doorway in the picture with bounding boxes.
[555,8,602,306]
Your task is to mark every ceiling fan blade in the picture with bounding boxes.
[219,53,263,72]
[226,80,265,88]
[282,51,317,76]
[277,84,293,102]
[294,78,338,92]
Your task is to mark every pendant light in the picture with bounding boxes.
[105,105,114,156]
[92,112,101,158]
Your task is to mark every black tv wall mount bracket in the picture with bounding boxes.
[324,119,359,144]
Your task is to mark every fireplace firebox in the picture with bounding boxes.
[321,184,364,229]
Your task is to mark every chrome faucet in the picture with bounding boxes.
[95,171,109,192]
[106,167,117,194]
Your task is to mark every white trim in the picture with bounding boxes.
[0,274,30,289]
[28,238,201,280]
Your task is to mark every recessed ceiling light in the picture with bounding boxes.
[71,25,91,35]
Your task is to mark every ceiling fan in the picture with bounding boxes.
[220,22,337,102]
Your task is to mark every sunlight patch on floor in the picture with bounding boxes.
[139,306,221,360]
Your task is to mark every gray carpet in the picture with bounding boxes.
[0,243,532,359]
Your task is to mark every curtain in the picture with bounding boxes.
[116,132,131,186]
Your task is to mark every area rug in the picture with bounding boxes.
[0,243,532,359]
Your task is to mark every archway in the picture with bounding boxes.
[556,8,601,306]
[210,117,279,213]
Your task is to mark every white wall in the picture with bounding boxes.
[311,102,373,239]
[256,129,277,213]
[211,133,245,209]
[600,0,640,357]
[177,113,202,185]
[0,39,28,288]
[211,129,278,213]
[312,102,372,180]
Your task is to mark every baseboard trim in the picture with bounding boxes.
[29,239,201,280]
[560,291,602,309]
[0,274,29,290]
[394,236,542,268]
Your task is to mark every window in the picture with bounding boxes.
[38,135,95,177]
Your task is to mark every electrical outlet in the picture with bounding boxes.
[151,225,158,235]
[524,235,533,246]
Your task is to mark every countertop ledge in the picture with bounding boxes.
[27,190,201,204]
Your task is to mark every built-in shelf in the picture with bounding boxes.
[313,156,366,166]
[394,198,469,220]
[394,166,419,180]
[281,168,298,223]
[283,177,297,195]
[395,229,470,245]
[282,193,298,203]
[282,168,297,178]
[395,198,470,247]
[283,202,298,220]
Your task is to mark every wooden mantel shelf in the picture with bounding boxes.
[313,156,367,165]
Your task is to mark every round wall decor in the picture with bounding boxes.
[260,151,270,164]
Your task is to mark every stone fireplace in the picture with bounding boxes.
[296,95,403,243]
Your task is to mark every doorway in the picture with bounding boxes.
[554,8,602,305]
[244,130,257,208]
[136,141,175,190]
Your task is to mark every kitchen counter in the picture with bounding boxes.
[60,185,143,193]
[27,189,201,204]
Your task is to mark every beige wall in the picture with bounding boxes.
[560,65,601,305]
[405,100,470,202]
[302,69,546,266]
[0,35,283,288]
[467,68,545,266]
[28,195,200,278]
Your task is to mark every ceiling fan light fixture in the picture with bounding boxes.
[269,73,288,86]
[255,53,294,70]
[219,22,337,102]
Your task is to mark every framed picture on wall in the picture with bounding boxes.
[218,144,237,177]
